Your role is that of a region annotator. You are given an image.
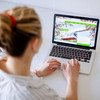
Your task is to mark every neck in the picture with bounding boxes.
[5,55,32,76]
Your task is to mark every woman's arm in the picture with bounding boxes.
[62,59,80,100]
[65,80,78,100]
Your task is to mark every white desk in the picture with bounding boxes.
[0,1,100,100]
[31,7,100,100]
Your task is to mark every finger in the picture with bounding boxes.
[75,59,78,63]
[51,62,61,66]
[75,59,80,71]
[77,60,80,70]
[74,59,78,66]
[48,61,61,66]
[62,64,67,76]
[62,66,67,77]
[49,62,61,68]
[71,59,75,66]
[51,68,57,71]
[62,64,66,70]
[52,60,61,64]
[50,61,61,65]
[48,59,61,64]
[66,61,71,67]
[47,58,57,62]
[75,59,79,66]
[78,65,80,71]
[52,61,61,65]
[47,58,55,62]
[74,59,77,62]
[49,68,57,73]
[47,59,53,62]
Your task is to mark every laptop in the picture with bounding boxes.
[44,14,99,74]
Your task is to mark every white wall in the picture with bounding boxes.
[1,0,100,18]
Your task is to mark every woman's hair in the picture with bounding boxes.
[0,6,41,57]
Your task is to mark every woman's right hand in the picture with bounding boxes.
[62,59,80,82]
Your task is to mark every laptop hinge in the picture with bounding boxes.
[56,43,90,50]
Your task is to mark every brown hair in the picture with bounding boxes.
[0,6,41,57]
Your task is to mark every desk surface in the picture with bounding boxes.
[30,7,100,100]
[0,1,100,100]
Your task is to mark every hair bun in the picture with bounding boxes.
[0,14,12,48]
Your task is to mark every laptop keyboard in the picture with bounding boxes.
[49,45,92,63]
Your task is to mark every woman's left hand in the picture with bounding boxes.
[34,59,61,77]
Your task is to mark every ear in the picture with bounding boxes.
[31,38,39,53]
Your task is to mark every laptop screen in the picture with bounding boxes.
[53,14,99,49]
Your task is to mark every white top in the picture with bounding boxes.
[0,69,64,100]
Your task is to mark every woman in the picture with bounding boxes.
[0,6,80,100]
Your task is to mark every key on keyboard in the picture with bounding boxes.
[49,45,92,63]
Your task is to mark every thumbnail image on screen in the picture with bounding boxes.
[54,16,97,47]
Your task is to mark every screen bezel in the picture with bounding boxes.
[52,14,99,50]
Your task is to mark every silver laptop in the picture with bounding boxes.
[45,14,99,74]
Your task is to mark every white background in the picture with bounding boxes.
[1,0,100,18]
